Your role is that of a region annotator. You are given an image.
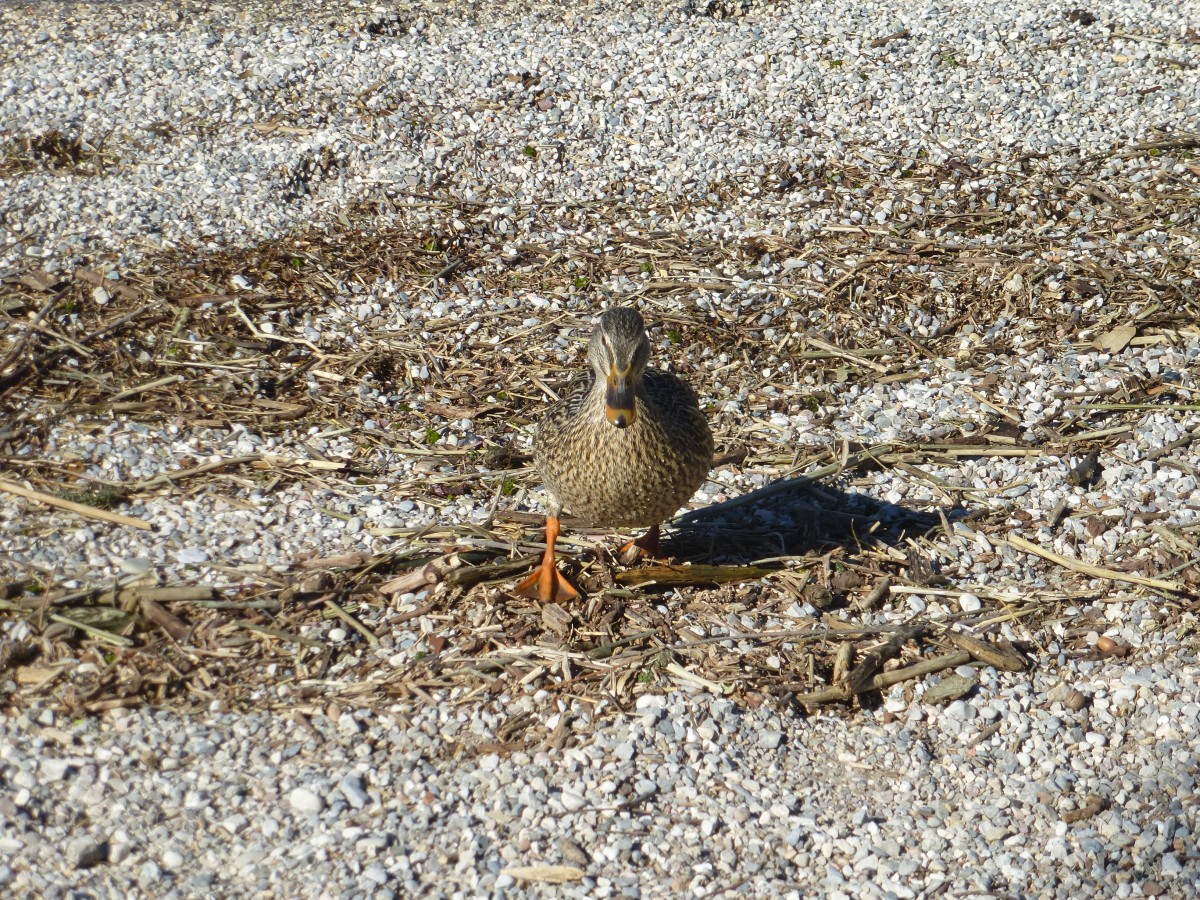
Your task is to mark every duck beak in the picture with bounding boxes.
[605,363,636,428]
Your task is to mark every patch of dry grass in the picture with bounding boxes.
[0,129,121,177]
[1,139,1198,726]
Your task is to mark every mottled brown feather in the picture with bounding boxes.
[532,309,713,528]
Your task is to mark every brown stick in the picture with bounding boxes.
[789,651,971,704]
[140,597,191,642]
[946,632,1026,672]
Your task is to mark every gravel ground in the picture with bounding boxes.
[3,0,1200,897]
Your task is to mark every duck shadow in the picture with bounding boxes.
[663,476,972,567]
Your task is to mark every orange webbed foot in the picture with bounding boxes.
[514,561,581,603]
[514,514,582,602]
[617,524,667,565]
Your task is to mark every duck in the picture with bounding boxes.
[515,307,713,601]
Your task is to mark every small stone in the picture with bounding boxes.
[363,863,388,885]
[340,774,370,809]
[478,754,500,772]
[356,835,389,856]
[559,789,587,811]
[635,778,658,798]
[190,872,216,891]
[67,837,108,869]
[944,700,976,721]
[289,786,325,814]
[109,842,134,865]
[222,815,248,835]
[1064,690,1088,711]
[161,849,184,869]
[117,557,154,576]
[40,759,73,781]
[235,845,267,867]
[560,838,590,865]
[958,593,982,613]
[176,548,210,565]
[138,861,162,886]
[927,673,978,704]
[329,627,348,644]
[1047,682,1074,703]
[758,730,785,750]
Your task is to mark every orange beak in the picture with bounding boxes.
[604,364,636,428]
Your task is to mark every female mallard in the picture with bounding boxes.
[516,307,713,602]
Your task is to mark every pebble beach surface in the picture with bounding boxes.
[3,1,1200,897]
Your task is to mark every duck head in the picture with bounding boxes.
[588,307,651,429]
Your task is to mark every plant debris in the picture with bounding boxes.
[2,141,1198,720]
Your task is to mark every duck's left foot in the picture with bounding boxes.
[618,524,667,565]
